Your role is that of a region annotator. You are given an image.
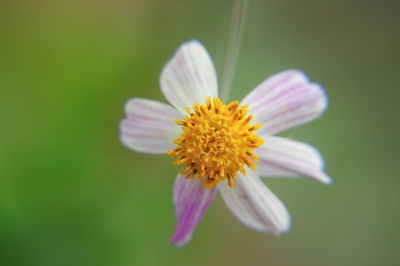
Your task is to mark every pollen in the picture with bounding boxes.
[167,97,264,189]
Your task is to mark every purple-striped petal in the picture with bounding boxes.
[241,69,328,136]
[120,98,181,154]
[160,40,218,114]
[255,136,332,184]
[171,174,216,247]
[219,170,291,234]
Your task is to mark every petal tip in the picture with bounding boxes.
[314,172,333,185]
[123,97,137,114]
[322,174,333,185]
[170,234,192,248]
[287,68,311,83]
[274,218,292,236]
[285,70,330,115]
[308,171,332,185]
[279,207,292,234]
[180,39,204,49]
[312,83,330,113]
[274,226,291,236]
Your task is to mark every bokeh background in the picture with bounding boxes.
[1,0,399,265]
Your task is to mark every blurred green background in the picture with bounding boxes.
[1,0,399,265]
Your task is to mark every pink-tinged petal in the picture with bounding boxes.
[160,40,218,114]
[241,69,328,136]
[219,170,290,234]
[255,136,332,184]
[171,174,216,247]
[120,98,181,154]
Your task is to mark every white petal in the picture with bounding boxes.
[171,174,216,247]
[119,98,181,154]
[219,170,291,234]
[254,136,332,184]
[160,40,218,114]
[241,69,328,136]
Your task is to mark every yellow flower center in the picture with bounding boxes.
[167,97,264,189]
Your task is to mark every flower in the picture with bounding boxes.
[120,40,332,247]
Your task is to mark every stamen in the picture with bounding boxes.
[167,97,264,189]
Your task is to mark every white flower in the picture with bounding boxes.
[120,40,332,247]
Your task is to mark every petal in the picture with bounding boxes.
[171,174,217,247]
[120,98,182,154]
[160,40,218,114]
[241,69,328,136]
[254,136,332,184]
[219,170,290,234]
